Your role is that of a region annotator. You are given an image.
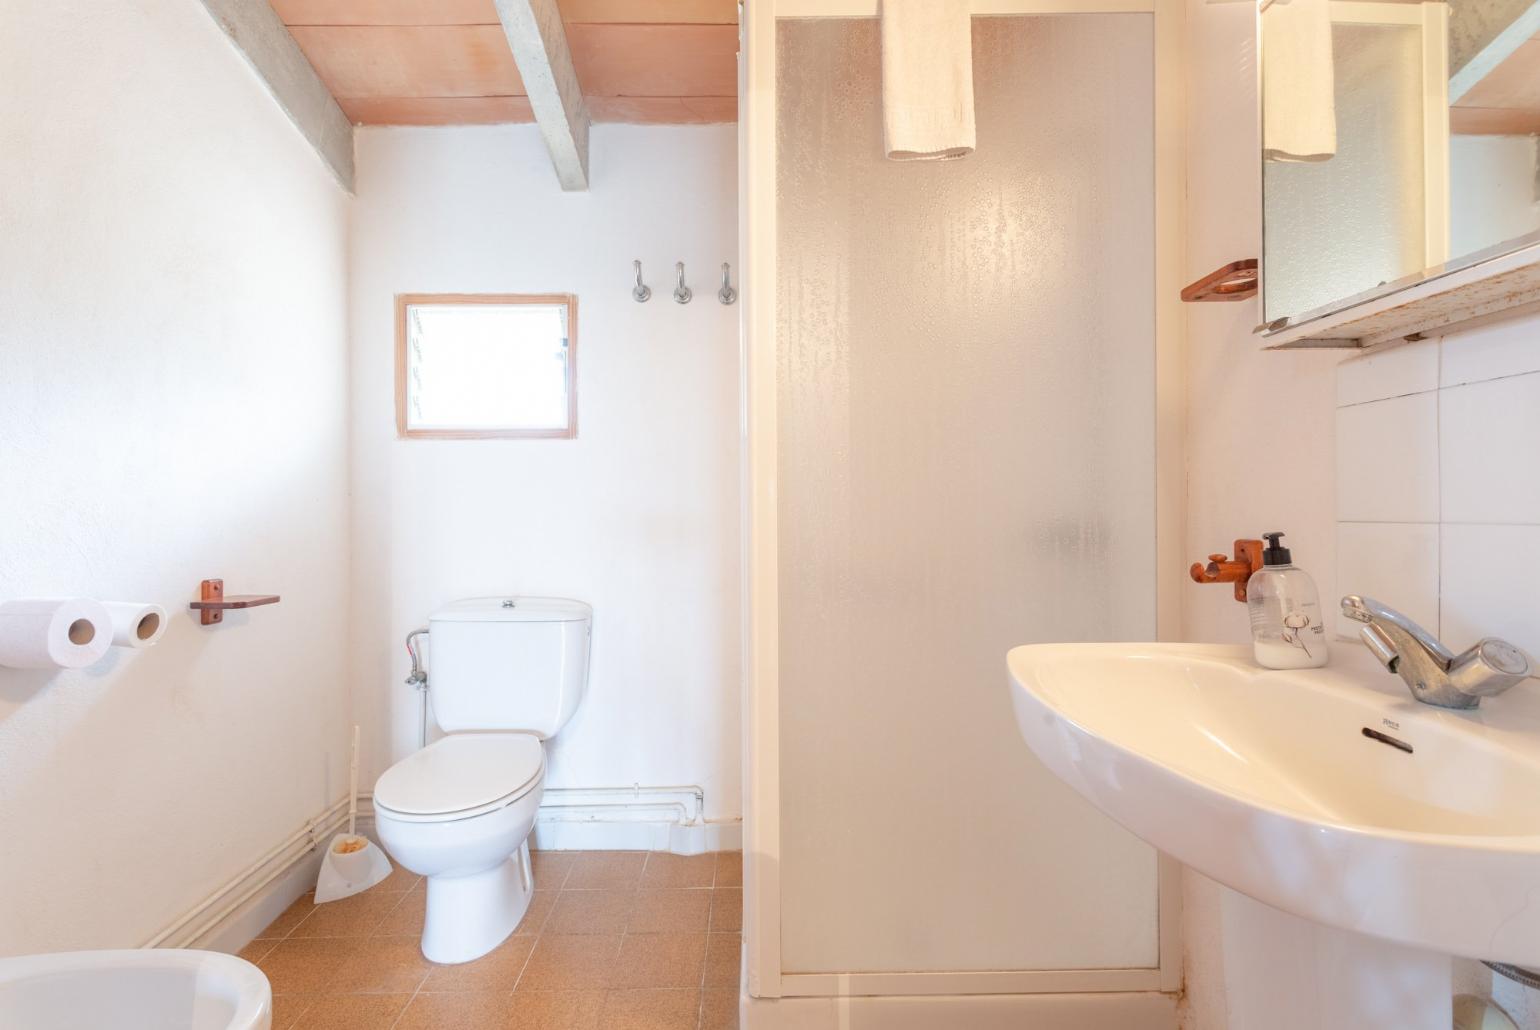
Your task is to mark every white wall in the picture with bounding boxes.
[1180,0,1344,1024]
[0,0,351,955]
[348,125,742,822]
[1335,317,1540,1027]
[1182,0,1341,653]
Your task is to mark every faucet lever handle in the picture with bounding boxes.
[1450,638,1533,697]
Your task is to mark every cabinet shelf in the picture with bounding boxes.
[1260,237,1540,350]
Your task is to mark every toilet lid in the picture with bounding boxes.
[374,732,543,818]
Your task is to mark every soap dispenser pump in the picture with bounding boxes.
[1246,531,1328,669]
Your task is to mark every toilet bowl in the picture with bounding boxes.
[374,596,591,964]
[374,731,546,964]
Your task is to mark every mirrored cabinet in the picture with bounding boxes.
[1257,0,1540,348]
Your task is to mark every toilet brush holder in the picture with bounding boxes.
[315,725,392,904]
[315,833,392,904]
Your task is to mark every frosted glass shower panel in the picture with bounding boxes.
[776,16,1160,975]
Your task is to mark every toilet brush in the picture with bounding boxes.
[315,725,393,904]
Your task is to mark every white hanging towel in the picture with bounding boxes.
[881,0,976,161]
[1263,0,1337,162]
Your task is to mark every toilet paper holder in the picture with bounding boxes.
[188,578,281,626]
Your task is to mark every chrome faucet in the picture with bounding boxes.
[1340,595,1532,709]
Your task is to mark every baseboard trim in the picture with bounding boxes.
[146,796,351,952]
[149,792,742,956]
[742,989,1179,1030]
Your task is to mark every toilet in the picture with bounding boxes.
[373,596,591,964]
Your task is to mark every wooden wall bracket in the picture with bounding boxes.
[1189,539,1265,602]
[189,578,281,626]
[1181,259,1258,302]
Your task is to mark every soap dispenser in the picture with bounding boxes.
[1246,531,1328,669]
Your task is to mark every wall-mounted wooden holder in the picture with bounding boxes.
[1189,540,1264,602]
[1181,259,1258,302]
[189,578,280,626]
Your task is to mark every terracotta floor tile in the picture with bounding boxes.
[641,852,716,889]
[566,851,646,890]
[246,855,740,1030]
[611,933,707,989]
[238,938,277,963]
[530,850,577,889]
[259,892,318,939]
[421,932,535,991]
[505,990,606,1029]
[703,934,741,989]
[290,889,404,938]
[600,988,702,1030]
[709,888,742,933]
[547,889,637,934]
[700,988,740,1030]
[714,852,742,888]
[374,883,425,936]
[373,864,421,892]
[629,889,711,934]
[270,994,317,1030]
[394,991,516,1030]
[257,938,361,994]
[513,890,555,935]
[331,935,431,994]
[517,934,622,991]
[290,992,410,1030]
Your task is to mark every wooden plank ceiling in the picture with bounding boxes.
[268,0,738,126]
[1452,32,1540,134]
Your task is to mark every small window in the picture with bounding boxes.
[395,294,577,439]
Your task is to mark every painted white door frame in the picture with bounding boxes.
[739,0,1188,1003]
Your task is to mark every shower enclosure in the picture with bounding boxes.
[740,0,1185,1022]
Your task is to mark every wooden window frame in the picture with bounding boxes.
[394,292,579,440]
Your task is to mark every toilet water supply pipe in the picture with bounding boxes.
[405,627,429,749]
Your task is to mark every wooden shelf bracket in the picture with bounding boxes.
[189,578,281,626]
[1182,259,1259,303]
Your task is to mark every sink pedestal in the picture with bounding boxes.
[1198,878,1451,1030]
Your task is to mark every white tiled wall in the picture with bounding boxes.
[1334,318,1540,654]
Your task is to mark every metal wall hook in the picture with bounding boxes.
[673,261,692,304]
[632,260,651,303]
[717,262,737,305]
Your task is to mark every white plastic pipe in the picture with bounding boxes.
[143,797,350,948]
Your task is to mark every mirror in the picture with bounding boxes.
[1261,0,1540,326]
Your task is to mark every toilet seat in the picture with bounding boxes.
[375,732,543,823]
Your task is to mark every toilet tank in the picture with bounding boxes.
[427,597,592,738]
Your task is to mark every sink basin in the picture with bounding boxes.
[1008,642,1540,965]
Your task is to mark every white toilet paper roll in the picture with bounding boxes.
[0,598,113,669]
[101,602,168,649]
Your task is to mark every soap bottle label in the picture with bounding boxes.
[1249,596,1325,660]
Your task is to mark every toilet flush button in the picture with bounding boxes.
[502,600,516,609]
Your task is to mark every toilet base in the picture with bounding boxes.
[420,841,534,964]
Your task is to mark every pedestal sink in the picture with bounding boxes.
[1008,642,1540,967]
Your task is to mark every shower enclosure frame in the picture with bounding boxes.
[739,0,1188,1005]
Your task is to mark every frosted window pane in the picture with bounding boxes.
[405,303,571,432]
[776,15,1159,975]
[1264,24,1427,321]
